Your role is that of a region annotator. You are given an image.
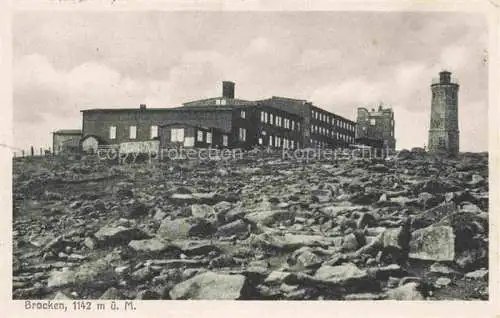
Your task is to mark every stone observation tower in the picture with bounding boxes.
[428,70,460,155]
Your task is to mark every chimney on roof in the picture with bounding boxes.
[222,81,235,99]
[140,104,147,109]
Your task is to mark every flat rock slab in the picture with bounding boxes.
[128,238,180,255]
[94,226,148,246]
[245,209,295,226]
[314,263,368,283]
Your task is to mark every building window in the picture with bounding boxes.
[197,130,204,142]
[270,114,274,125]
[291,140,295,149]
[206,132,212,144]
[260,111,264,122]
[291,121,295,131]
[129,126,137,139]
[150,125,158,139]
[391,119,394,126]
[258,137,263,145]
[223,135,228,146]
[264,112,268,123]
[109,126,116,140]
[239,128,246,142]
[171,128,185,142]
[241,110,246,119]
[370,118,376,125]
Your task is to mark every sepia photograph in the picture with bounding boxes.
[11,10,490,302]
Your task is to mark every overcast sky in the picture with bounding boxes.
[13,11,488,152]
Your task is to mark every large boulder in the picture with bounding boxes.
[94,225,149,247]
[386,282,425,300]
[157,218,215,240]
[190,204,216,218]
[409,225,455,261]
[169,272,249,300]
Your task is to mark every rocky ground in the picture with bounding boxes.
[12,149,489,300]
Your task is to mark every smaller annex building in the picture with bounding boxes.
[52,129,82,155]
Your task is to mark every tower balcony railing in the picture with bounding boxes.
[431,76,459,85]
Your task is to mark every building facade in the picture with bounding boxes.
[355,105,396,150]
[80,81,356,152]
[258,96,356,148]
[428,71,459,155]
[52,129,82,154]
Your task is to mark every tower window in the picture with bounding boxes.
[370,119,376,125]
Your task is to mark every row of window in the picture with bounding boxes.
[109,124,243,146]
[310,138,351,148]
[312,110,355,131]
[310,125,355,143]
[258,135,298,149]
[259,111,300,131]
[368,118,395,126]
[172,128,230,146]
[109,125,158,140]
